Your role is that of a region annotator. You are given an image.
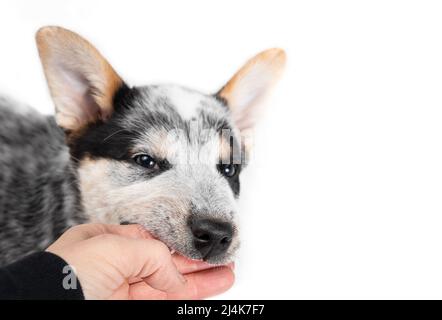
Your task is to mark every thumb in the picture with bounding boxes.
[132,239,188,292]
[87,235,186,293]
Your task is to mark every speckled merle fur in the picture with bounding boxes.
[0,97,85,266]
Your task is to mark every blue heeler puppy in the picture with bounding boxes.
[0,27,285,266]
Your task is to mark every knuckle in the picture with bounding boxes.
[67,224,85,233]
[127,224,146,237]
[64,224,90,237]
[93,233,117,243]
[91,233,124,253]
[68,223,103,235]
[150,240,171,260]
[133,224,151,238]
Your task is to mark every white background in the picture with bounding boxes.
[1,0,442,299]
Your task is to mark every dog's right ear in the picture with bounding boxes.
[36,26,124,133]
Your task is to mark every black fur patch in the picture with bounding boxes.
[69,84,135,161]
[225,173,240,197]
[69,85,183,162]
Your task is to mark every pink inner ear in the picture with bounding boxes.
[55,66,102,128]
[227,70,279,132]
[217,48,286,132]
[36,27,124,131]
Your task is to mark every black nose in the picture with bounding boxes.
[190,218,233,260]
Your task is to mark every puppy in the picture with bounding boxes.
[0,26,285,266]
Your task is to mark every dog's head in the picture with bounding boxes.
[36,26,285,264]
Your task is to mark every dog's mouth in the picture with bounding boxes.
[120,219,182,255]
[119,220,237,265]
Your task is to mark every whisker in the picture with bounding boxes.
[102,129,128,143]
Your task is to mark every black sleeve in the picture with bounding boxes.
[0,251,85,300]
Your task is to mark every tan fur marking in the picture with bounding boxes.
[132,129,174,159]
[218,48,286,112]
[36,26,122,131]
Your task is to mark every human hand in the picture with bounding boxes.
[46,224,234,300]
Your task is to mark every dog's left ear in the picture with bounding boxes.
[216,48,286,133]
[36,26,124,133]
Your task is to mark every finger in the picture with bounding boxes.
[47,223,153,251]
[128,259,234,283]
[128,266,234,300]
[167,266,235,299]
[108,282,131,300]
[81,223,153,240]
[172,253,236,274]
[137,241,187,292]
[97,224,154,240]
[107,237,186,293]
[172,254,213,274]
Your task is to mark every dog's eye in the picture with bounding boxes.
[218,164,238,178]
[133,154,159,170]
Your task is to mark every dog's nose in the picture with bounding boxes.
[190,218,233,260]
